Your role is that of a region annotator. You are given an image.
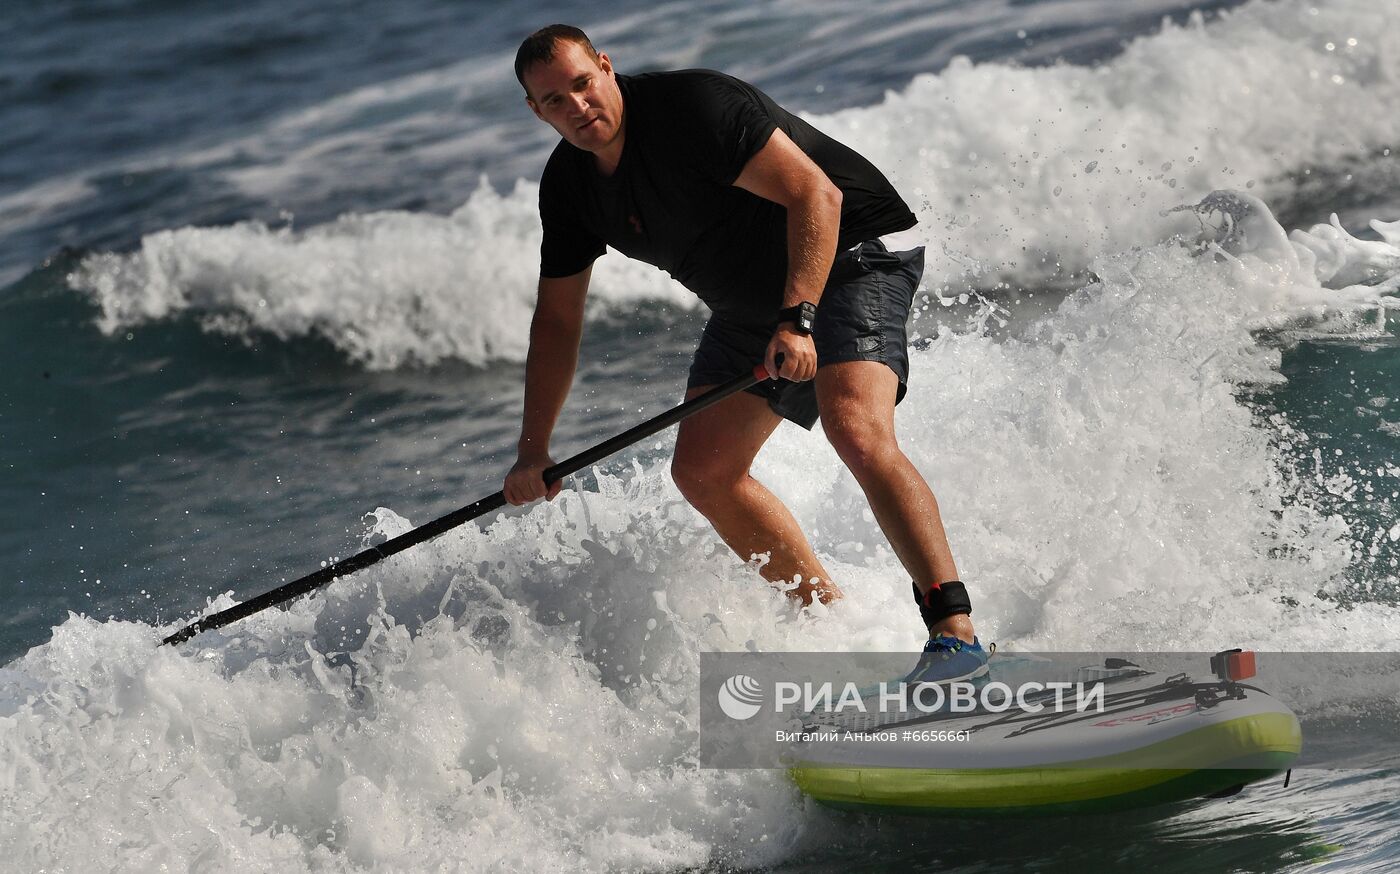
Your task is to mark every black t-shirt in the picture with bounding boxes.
[538,69,917,325]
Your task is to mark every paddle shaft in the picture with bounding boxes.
[161,362,774,645]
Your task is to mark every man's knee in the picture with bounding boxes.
[671,452,744,510]
[825,418,897,477]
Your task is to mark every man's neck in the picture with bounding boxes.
[594,146,622,177]
[592,105,626,177]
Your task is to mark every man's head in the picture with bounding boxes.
[515,25,624,156]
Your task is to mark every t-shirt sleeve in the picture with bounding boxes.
[539,158,606,279]
[683,74,779,185]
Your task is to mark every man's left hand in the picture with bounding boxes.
[765,325,817,382]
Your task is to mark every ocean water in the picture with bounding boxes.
[2,0,1400,870]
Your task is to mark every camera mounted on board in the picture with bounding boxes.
[1210,648,1257,683]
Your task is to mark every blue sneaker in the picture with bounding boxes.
[903,635,990,686]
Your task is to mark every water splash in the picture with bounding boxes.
[12,193,1400,869]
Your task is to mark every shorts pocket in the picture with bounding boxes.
[815,268,887,359]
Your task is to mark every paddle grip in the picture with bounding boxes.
[753,351,786,381]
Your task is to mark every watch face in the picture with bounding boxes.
[780,302,816,334]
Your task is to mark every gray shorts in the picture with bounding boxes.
[687,240,924,430]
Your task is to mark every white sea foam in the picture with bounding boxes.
[68,180,689,369]
[67,0,1400,369]
[819,0,1400,284]
[13,193,1400,870]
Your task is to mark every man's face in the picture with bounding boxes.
[524,41,624,154]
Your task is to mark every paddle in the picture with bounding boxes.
[161,360,779,646]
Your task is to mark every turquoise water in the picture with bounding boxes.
[1261,317,1400,607]
[2,0,1399,870]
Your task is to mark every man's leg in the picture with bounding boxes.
[672,387,841,605]
[815,360,974,641]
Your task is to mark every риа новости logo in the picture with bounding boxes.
[718,674,764,720]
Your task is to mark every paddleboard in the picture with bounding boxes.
[787,651,1300,816]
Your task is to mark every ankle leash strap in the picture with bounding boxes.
[912,580,972,628]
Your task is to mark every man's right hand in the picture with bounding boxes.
[504,453,562,506]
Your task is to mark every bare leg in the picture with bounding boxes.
[672,387,841,605]
[815,360,974,641]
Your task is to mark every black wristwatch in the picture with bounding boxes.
[777,301,817,335]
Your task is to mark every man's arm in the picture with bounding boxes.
[504,265,592,505]
[732,128,842,382]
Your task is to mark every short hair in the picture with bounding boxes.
[514,25,600,96]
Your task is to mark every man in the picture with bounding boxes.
[502,25,986,683]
